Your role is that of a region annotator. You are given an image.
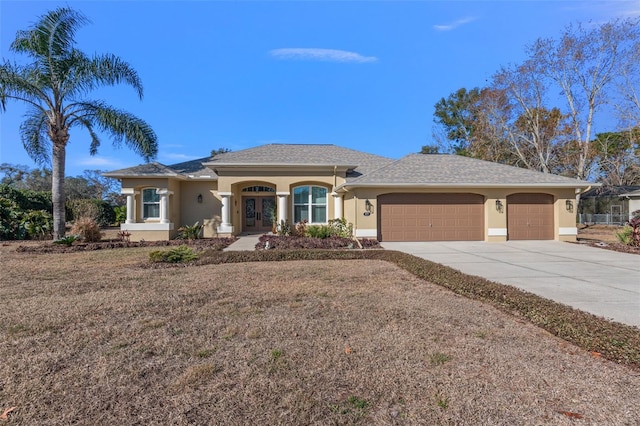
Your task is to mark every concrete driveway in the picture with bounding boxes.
[380,241,640,328]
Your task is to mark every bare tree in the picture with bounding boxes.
[529,19,640,180]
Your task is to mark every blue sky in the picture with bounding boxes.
[1,1,639,177]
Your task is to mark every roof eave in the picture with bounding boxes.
[340,182,597,189]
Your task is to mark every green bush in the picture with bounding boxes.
[114,205,127,225]
[616,226,633,245]
[177,221,203,240]
[0,184,52,212]
[20,209,53,240]
[149,245,199,263]
[306,224,333,239]
[0,197,26,240]
[70,217,103,242]
[328,218,353,238]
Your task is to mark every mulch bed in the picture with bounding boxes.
[574,239,640,255]
[12,237,237,253]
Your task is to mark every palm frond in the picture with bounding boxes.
[19,108,51,165]
[10,7,88,59]
[67,101,158,161]
[0,60,53,111]
[75,117,101,155]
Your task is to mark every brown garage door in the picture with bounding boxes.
[378,193,484,242]
[507,193,554,240]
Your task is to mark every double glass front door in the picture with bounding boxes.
[242,196,276,233]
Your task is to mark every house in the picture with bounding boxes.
[621,188,640,220]
[578,185,640,224]
[103,143,595,242]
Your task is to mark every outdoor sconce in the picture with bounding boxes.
[197,194,203,204]
[495,199,504,213]
[566,199,574,213]
[364,199,374,216]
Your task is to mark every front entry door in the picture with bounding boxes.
[242,196,276,233]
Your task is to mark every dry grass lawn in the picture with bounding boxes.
[1,243,639,425]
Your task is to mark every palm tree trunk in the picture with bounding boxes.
[52,143,66,240]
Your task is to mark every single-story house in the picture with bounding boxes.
[578,185,640,224]
[621,188,640,220]
[103,143,595,242]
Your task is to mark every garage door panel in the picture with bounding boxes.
[379,193,484,242]
[507,193,554,240]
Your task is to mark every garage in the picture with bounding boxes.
[507,193,554,240]
[378,193,484,242]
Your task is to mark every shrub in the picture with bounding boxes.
[306,224,332,239]
[66,198,115,227]
[277,220,292,236]
[0,197,26,240]
[0,184,52,212]
[70,217,103,242]
[20,209,53,240]
[149,245,199,263]
[114,205,127,225]
[294,219,308,236]
[328,217,353,238]
[178,221,203,240]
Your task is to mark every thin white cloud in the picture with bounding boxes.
[160,153,199,162]
[78,156,122,168]
[433,16,478,32]
[269,48,378,63]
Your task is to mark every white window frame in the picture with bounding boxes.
[142,188,161,219]
[293,185,328,224]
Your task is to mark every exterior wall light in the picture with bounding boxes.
[566,199,574,212]
[197,194,203,204]
[364,199,374,216]
[495,199,504,213]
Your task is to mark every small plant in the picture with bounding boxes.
[117,230,131,242]
[429,352,452,366]
[435,393,449,410]
[306,224,332,238]
[328,217,353,238]
[178,221,203,240]
[70,216,103,242]
[53,235,80,246]
[149,245,199,263]
[347,396,369,410]
[294,219,308,236]
[276,219,292,236]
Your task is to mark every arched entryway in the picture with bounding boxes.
[241,185,276,233]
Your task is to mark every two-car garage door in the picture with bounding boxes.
[378,193,484,242]
[378,192,555,242]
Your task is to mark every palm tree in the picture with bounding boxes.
[0,7,157,239]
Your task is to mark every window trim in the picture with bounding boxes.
[292,185,328,224]
[142,188,161,220]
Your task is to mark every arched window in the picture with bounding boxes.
[293,186,327,223]
[142,188,160,219]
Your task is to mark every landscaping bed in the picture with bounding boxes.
[255,234,381,250]
[12,237,237,254]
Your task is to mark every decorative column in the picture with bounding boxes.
[218,192,233,233]
[156,188,173,224]
[332,192,343,219]
[277,192,289,224]
[121,188,139,224]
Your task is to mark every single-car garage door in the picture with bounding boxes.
[507,193,554,240]
[378,193,484,242]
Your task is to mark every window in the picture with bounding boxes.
[142,188,160,219]
[242,185,275,193]
[293,186,327,223]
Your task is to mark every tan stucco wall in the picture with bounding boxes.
[342,187,579,242]
[121,174,580,242]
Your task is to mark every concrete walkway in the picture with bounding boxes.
[381,241,640,328]
[223,234,263,251]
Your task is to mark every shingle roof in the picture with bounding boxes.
[103,162,182,178]
[343,154,594,188]
[205,144,393,179]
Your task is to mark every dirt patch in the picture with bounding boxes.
[577,224,640,255]
[1,247,639,424]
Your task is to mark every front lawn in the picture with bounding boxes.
[1,245,639,424]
